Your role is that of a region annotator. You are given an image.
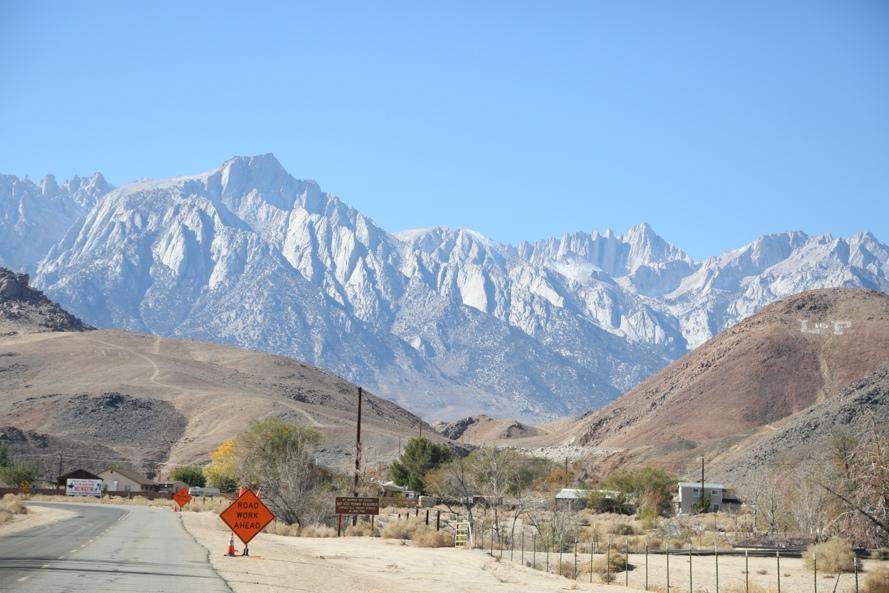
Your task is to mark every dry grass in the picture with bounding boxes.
[591,551,628,576]
[413,528,453,548]
[875,548,889,561]
[805,538,858,573]
[299,524,337,538]
[1,494,28,515]
[721,583,779,593]
[382,518,425,540]
[0,509,12,524]
[865,566,889,593]
[345,522,379,537]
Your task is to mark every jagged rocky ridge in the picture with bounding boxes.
[0,268,91,332]
[1,154,887,419]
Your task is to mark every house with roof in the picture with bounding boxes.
[98,467,158,493]
[56,468,102,489]
[675,481,741,514]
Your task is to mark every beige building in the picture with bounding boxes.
[98,467,157,493]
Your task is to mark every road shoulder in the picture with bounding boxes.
[0,503,77,537]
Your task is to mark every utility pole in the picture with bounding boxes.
[57,452,63,492]
[564,457,569,488]
[700,456,706,514]
[353,387,363,527]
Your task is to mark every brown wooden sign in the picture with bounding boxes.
[335,496,380,515]
[220,489,275,544]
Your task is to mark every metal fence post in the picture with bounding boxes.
[491,525,494,556]
[521,529,525,564]
[814,553,817,593]
[777,550,781,593]
[574,536,578,579]
[745,548,749,593]
[546,534,550,572]
[715,545,719,593]
[625,538,629,587]
[559,535,563,576]
[645,541,649,591]
[590,538,595,583]
[667,546,671,592]
[533,532,536,569]
[607,536,612,583]
[689,544,693,593]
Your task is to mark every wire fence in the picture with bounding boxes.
[463,522,869,593]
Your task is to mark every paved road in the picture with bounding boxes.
[0,503,231,592]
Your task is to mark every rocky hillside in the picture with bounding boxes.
[434,414,539,444]
[553,288,889,473]
[0,268,91,333]
[0,280,442,478]
[709,365,889,486]
[2,154,888,419]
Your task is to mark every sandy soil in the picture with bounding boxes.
[181,512,889,593]
[0,503,76,536]
[181,512,648,593]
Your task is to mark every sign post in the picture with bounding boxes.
[219,489,275,556]
[173,487,192,510]
[335,496,379,535]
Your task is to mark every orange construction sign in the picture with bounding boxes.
[172,487,192,508]
[219,488,275,545]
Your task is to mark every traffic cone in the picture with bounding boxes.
[225,533,237,557]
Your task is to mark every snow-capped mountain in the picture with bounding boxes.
[2,154,887,420]
[0,172,111,273]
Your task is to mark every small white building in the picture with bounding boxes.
[676,482,740,514]
[98,467,157,493]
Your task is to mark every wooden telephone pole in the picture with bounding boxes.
[353,387,363,526]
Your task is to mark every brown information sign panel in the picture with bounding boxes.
[220,489,275,544]
[335,496,380,515]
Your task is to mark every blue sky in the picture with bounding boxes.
[1,1,887,258]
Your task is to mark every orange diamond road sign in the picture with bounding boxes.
[173,487,192,508]
[220,488,275,545]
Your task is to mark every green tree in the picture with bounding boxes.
[235,418,324,526]
[0,444,9,468]
[0,462,38,486]
[170,466,206,487]
[390,437,453,493]
[602,467,676,517]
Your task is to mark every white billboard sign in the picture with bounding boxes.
[66,478,103,497]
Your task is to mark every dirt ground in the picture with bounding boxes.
[181,512,648,593]
[0,503,75,536]
[181,512,889,593]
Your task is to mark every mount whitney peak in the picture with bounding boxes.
[2,154,887,420]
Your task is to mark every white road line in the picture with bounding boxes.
[17,576,29,582]
[41,564,49,569]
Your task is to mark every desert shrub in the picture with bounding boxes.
[864,566,889,593]
[299,524,336,538]
[345,522,379,537]
[874,548,889,561]
[382,518,425,540]
[592,551,628,576]
[805,538,858,573]
[1,494,28,514]
[0,509,12,524]
[559,560,579,579]
[413,528,453,547]
[610,523,636,535]
[269,522,300,536]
